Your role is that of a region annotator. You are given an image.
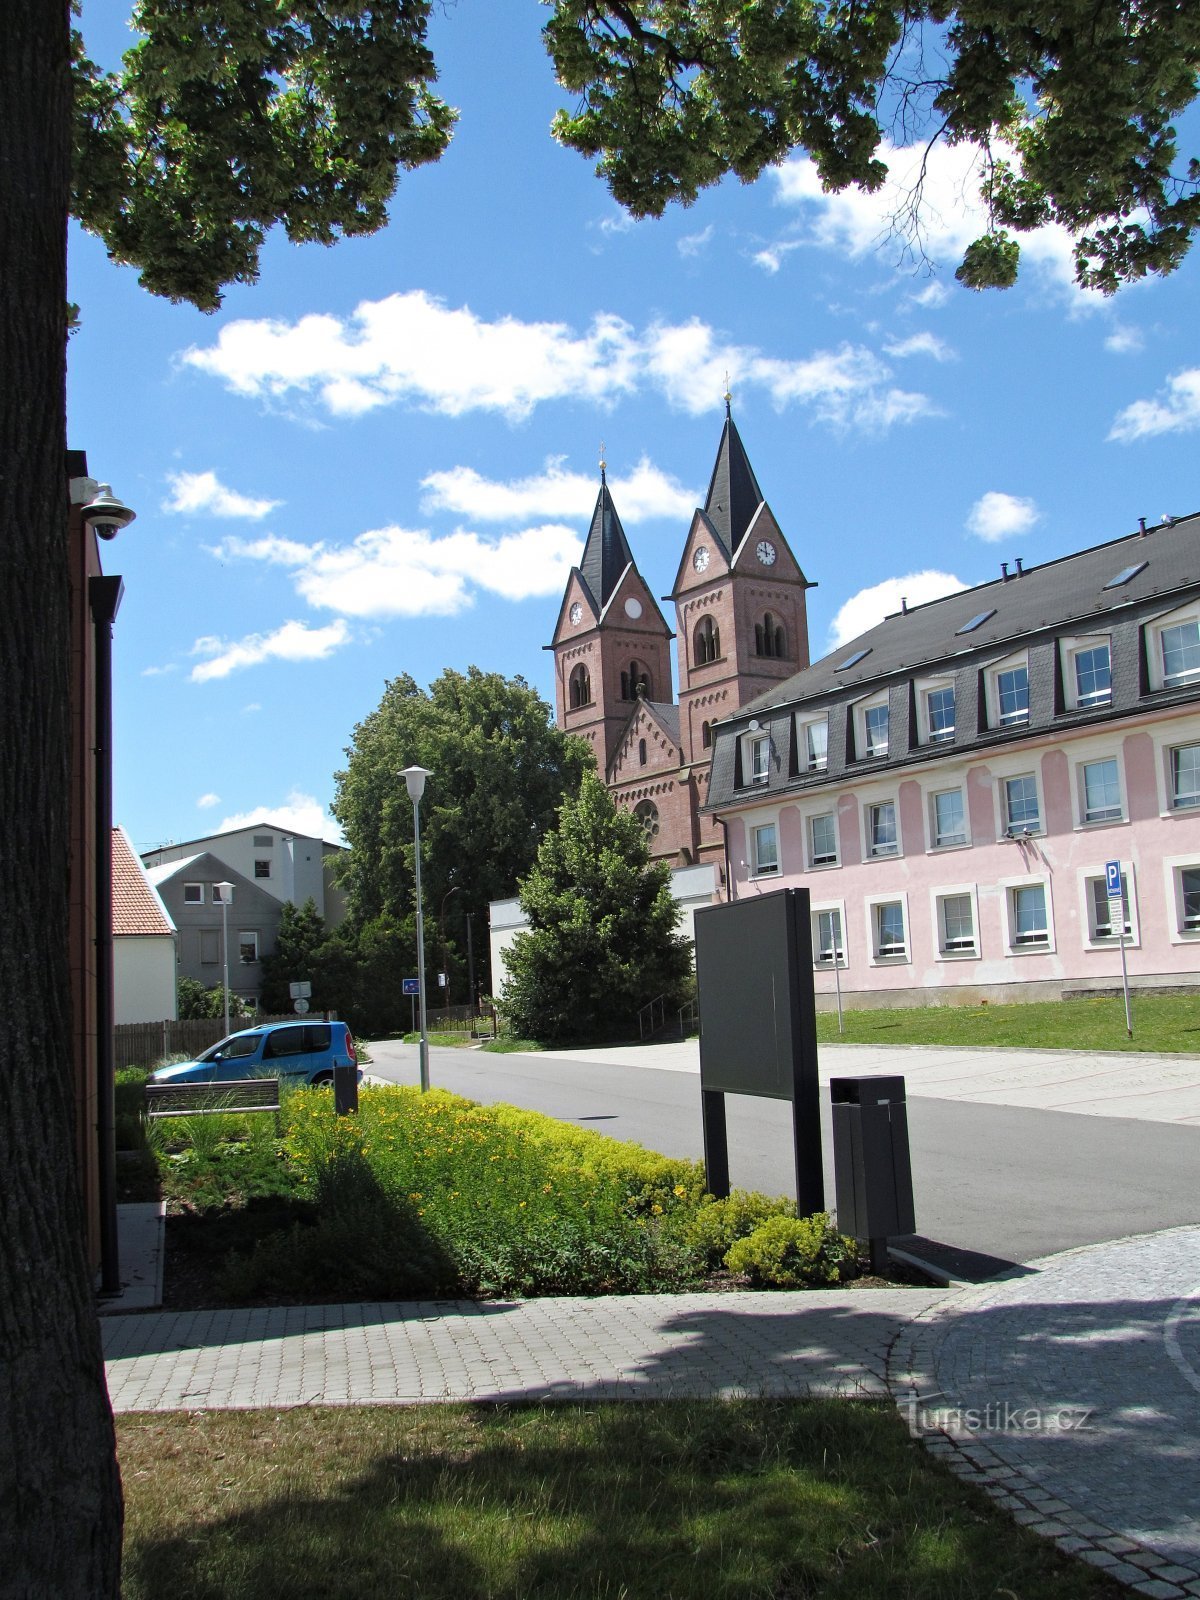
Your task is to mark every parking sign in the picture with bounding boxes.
[1105,860,1123,900]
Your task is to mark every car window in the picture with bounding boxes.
[199,1032,261,1062]
[263,1027,306,1059]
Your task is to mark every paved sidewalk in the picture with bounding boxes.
[890,1226,1200,1597]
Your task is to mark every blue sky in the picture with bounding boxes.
[71,1,1200,854]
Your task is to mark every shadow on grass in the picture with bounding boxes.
[118,1400,1131,1600]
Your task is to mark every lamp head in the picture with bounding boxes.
[401,764,433,804]
[80,484,137,540]
[214,881,235,904]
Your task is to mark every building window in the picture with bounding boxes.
[1179,867,1200,932]
[752,822,779,876]
[808,813,838,867]
[701,720,712,750]
[569,663,591,707]
[866,800,898,857]
[633,800,660,841]
[254,859,271,879]
[750,735,771,785]
[1080,757,1123,824]
[199,929,220,964]
[931,788,967,848]
[694,615,720,664]
[937,893,976,955]
[1010,884,1049,948]
[754,613,786,659]
[1087,875,1131,941]
[995,665,1030,726]
[238,931,259,964]
[183,882,203,905]
[638,738,647,766]
[926,686,956,743]
[864,702,889,757]
[800,716,828,772]
[252,834,273,848]
[621,660,652,700]
[1170,744,1200,810]
[873,901,907,959]
[1003,774,1041,835]
[1161,620,1200,687]
[1073,644,1112,708]
[814,907,844,966]
[212,883,233,904]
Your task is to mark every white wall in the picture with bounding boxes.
[114,934,178,1024]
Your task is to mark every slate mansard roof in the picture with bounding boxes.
[705,510,1200,808]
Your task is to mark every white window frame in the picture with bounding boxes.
[1074,753,1126,827]
[211,883,233,905]
[930,884,981,960]
[741,730,772,787]
[751,820,780,878]
[806,809,839,869]
[183,882,203,905]
[1001,876,1055,955]
[1061,634,1113,712]
[985,652,1031,730]
[854,693,891,760]
[1162,854,1200,943]
[797,713,829,773]
[928,784,969,850]
[1167,740,1200,812]
[238,930,259,964]
[916,675,957,746]
[1146,604,1200,692]
[999,770,1043,837]
[1079,865,1138,949]
[866,892,910,964]
[811,901,848,968]
[863,796,900,858]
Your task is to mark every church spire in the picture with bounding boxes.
[578,464,634,611]
[702,401,765,561]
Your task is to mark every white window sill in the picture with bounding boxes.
[937,947,980,961]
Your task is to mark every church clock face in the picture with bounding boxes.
[693,545,710,573]
[569,602,583,625]
[756,539,777,567]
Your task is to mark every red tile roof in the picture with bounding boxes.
[112,828,175,936]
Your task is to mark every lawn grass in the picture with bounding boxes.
[118,1400,1131,1600]
[813,990,1200,1053]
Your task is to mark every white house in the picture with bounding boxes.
[112,826,177,1024]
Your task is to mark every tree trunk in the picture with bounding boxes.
[0,2,124,1593]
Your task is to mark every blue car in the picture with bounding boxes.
[149,1020,360,1088]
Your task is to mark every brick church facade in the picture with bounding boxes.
[548,406,813,874]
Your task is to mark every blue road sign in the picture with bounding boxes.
[402,977,420,996]
[1105,860,1122,897]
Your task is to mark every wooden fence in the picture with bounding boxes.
[115,1015,304,1069]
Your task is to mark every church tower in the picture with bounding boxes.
[548,464,673,780]
[667,400,813,853]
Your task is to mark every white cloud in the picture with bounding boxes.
[208,534,319,567]
[770,138,1095,302]
[966,491,1041,543]
[678,225,714,258]
[183,289,936,434]
[884,331,955,362]
[196,792,221,809]
[1109,368,1200,442]
[597,211,637,236]
[141,662,177,677]
[420,455,697,523]
[910,281,951,309]
[163,470,281,520]
[189,618,351,682]
[242,703,262,714]
[828,570,968,648]
[217,790,345,845]
[752,241,802,274]
[1104,324,1144,355]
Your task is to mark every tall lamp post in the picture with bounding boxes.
[214,881,234,1036]
[401,766,433,1093]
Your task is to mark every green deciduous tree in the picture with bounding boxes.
[332,668,593,1011]
[501,773,693,1045]
[258,898,327,1015]
[545,0,1200,292]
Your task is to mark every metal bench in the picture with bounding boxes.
[144,1076,281,1119]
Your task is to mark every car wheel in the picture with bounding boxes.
[311,1071,333,1087]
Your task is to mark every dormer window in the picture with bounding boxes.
[750,735,770,784]
[799,716,828,772]
[1161,620,1200,687]
[996,665,1029,725]
[854,694,890,760]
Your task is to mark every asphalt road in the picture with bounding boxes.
[363,1039,1200,1278]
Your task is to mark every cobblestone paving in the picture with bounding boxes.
[889,1227,1200,1599]
[103,1287,944,1412]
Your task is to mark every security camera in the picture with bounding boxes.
[80,484,137,540]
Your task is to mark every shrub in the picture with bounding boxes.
[683,1191,798,1270]
[724,1214,862,1288]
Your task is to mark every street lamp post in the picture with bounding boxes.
[214,882,235,1035]
[401,766,433,1093]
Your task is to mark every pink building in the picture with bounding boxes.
[704,514,1200,1005]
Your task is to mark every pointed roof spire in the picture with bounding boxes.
[578,464,634,611]
[702,398,765,560]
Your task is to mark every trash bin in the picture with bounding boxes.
[829,1076,914,1270]
[334,1062,359,1116]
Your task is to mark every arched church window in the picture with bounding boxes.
[638,738,647,766]
[694,615,720,665]
[569,664,591,707]
[634,800,660,841]
[755,613,786,659]
[622,660,652,700]
[701,721,712,749]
